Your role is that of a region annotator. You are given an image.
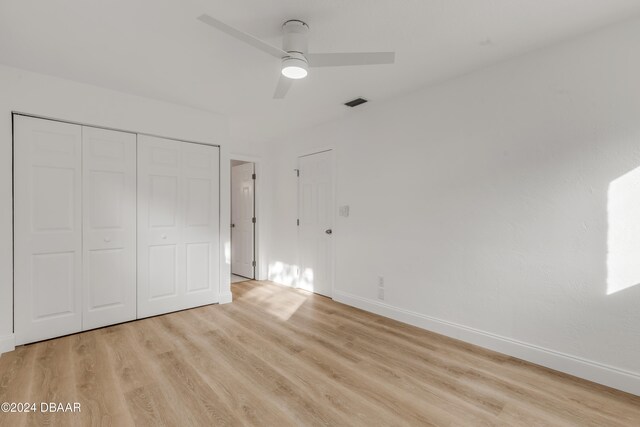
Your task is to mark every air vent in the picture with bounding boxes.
[344,97,368,108]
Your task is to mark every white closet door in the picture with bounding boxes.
[14,116,83,345]
[137,135,219,318]
[82,126,137,330]
[231,162,255,279]
[182,142,220,308]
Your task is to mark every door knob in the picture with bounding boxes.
[231,224,235,228]
[325,229,333,235]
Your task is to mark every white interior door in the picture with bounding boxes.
[137,135,220,318]
[82,126,137,330]
[14,116,83,345]
[231,162,255,279]
[298,150,334,297]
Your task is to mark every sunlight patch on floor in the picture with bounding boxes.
[240,282,310,321]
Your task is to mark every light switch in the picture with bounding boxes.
[339,205,350,217]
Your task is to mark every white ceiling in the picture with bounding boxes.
[1,0,640,144]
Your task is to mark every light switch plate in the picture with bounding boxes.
[339,205,350,217]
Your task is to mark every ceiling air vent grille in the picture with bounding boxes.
[344,98,368,107]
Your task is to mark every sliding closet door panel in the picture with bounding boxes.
[138,136,182,317]
[14,116,83,345]
[138,135,219,318]
[183,143,219,304]
[82,126,137,330]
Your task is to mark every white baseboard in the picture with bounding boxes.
[333,290,640,396]
[219,292,233,304]
[0,334,15,355]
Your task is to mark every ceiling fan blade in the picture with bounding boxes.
[198,14,288,59]
[273,75,294,99]
[307,52,395,67]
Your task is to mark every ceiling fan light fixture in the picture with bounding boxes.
[281,56,308,79]
[197,14,395,98]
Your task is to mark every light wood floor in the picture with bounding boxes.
[1,281,639,426]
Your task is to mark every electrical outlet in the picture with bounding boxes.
[339,205,350,217]
[377,287,385,300]
[378,276,384,287]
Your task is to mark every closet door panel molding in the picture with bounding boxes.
[137,135,219,318]
[14,116,83,345]
[182,142,220,307]
[82,126,137,330]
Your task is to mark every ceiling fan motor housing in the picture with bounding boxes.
[282,20,309,55]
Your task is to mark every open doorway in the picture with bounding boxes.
[231,159,256,283]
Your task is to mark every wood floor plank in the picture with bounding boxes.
[124,384,180,427]
[211,293,492,425]
[27,336,80,427]
[73,330,136,427]
[189,306,444,426]
[0,280,638,426]
[160,311,304,427]
[228,284,507,416]
[237,281,640,426]
[0,346,36,427]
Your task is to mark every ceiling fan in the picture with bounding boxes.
[197,14,395,99]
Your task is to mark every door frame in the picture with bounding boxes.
[296,148,336,298]
[229,154,262,281]
[11,111,220,148]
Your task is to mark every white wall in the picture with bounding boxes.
[265,18,640,395]
[0,64,265,353]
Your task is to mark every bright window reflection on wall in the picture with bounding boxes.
[297,268,314,293]
[607,165,640,295]
[268,261,300,287]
